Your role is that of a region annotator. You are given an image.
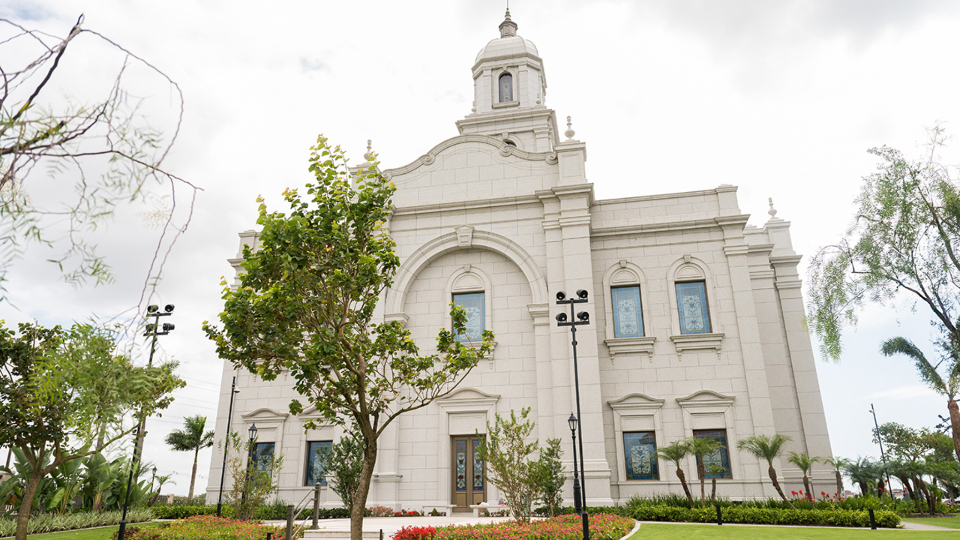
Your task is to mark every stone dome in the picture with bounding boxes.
[475,35,540,64]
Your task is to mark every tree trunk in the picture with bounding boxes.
[834,470,843,500]
[188,447,199,499]
[351,437,379,540]
[802,474,811,503]
[949,398,960,463]
[675,467,694,508]
[899,475,921,513]
[858,481,868,497]
[710,476,717,504]
[767,465,794,509]
[698,462,706,503]
[15,472,44,540]
[915,477,935,515]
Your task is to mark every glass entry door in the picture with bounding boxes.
[451,435,485,511]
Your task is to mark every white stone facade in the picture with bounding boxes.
[207,10,834,510]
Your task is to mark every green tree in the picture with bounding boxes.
[315,430,364,511]
[0,321,183,540]
[686,436,721,503]
[532,437,565,517]
[203,136,494,540]
[0,16,197,297]
[656,440,694,508]
[706,463,725,504]
[787,451,820,502]
[806,128,960,460]
[163,415,214,499]
[737,434,794,508]
[820,455,850,499]
[476,408,540,523]
[221,431,284,521]
[844,456,879,497]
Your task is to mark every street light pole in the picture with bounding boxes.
[241,424,258,513]
[869,404,893,495]
[568,413,582,514]
[556,289,590,540]
[118,304,175,540]
[217,376,240,517]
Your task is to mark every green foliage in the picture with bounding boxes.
[686,435,720,503]
[0,509,153,537]
[619,504,900,528]
[203,135,494,536]
[220,430,284,521]
[434,513,635,540]
[315,429,364,512]
[475,408,540,522]
[120,515,303,540]
[737,434,794,506]
[164,415,214,499]
[531,437,565,517]
[656,440,694,508]
[148,504,350,520]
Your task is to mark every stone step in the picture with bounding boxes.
[302,530,385,540]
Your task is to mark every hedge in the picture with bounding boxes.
[149,504,350,520]
[0,509,153,537]
[621,504,900,528]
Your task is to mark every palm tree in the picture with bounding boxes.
[787,451,820,502]
[164,415,214,499]
[657,440,694,508]
[706,463,725,504]
[737,434,793,508]
[844,456,878,497]
[686,436,721,503]
[820,456,850,500]
[881,337,960,462]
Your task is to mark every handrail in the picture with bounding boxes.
[289,485,320,539]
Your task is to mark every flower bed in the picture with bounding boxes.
[120,515,301,540]
[429,513,634,540]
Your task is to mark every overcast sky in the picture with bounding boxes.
[2,0,960,496]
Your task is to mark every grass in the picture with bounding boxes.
[10,521,164,539]
[902,515,960,529]
[625,523,960,539]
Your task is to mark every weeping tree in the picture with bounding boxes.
[807,126,960,461]
[656,441,694,508]
[204,136,494,540]
[164,415,214,499]
[737,434,794,508]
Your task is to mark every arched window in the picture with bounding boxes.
[499,73,513,103]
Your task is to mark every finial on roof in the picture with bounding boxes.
[499,7,518,38]
[564,116,576,140]
[364,139,374,161]
[767,197,778,218]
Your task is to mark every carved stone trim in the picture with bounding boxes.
[455,225,475,248]
[669,333,724,360]
[604,337,657,361]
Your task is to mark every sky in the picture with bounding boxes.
[2,0,960,496]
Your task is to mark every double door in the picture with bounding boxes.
[451,435,485,512]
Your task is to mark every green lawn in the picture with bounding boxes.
[626,523,960,539]
[902,516,960,529]
[12,521,164,540]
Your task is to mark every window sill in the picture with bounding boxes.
[669,332,724,359]
[458,340,498,368]
[492,100,520,109]
[604,336,656,360]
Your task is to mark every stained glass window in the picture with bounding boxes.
[453,292,484,343]
[623,432,658,480]
[305,440,332,485]
[611,286,644,338]
[676,281,711,334]
[694,429,731,479]
[472,439,484,491]
[455,440,467,491]
[499,73,513,102]
[253,442,275,476]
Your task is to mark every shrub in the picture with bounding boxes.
[619,503,900,528]
[393,525,437,540]
[123,515,302,539]
[149,504,350,521]
[368,505,395,517]
[0,509,153,537]
[435,513,633,540]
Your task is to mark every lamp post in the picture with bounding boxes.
[216,376,241,517]
[556,289,590,540]
[241,423,258,510]
[869,404,893,495]
[118,304,175,540]
[568,413,582,514]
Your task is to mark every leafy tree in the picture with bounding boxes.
[476,408,540,523]
[0,16,197,298]
[844,456,879,497]
[686,436,720,503]
[880,338,960,461]
[315,430,364,511]
[532,437,565,517]
[656,441,693,508]
[737,434,794,508]
[203,136,494,540]
[787,451,820,502]
[820,455,850,499]
[806,127,960,460]
[0,321,183,540]
[164,415,214,499]
[222,430,284,521]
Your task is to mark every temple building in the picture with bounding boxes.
[207,9,834,511]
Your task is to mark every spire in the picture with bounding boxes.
[499,7,517,38]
